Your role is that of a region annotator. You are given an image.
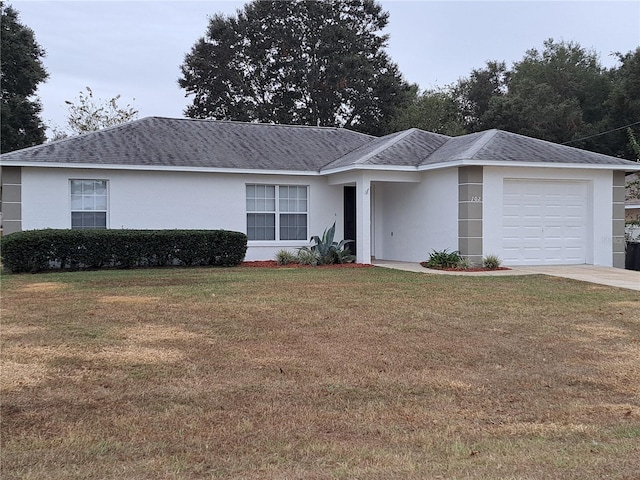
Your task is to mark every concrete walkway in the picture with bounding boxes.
[373,260,640,291]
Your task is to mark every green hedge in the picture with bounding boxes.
[0,229,247,273]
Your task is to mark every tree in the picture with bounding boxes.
[51,87,138,140]
[628,128,640,161]
[178,0,412,135]
[389,86,466,136]
[482,81,585,144]
[453,61,509,132]
[604,48,640,159]
[451,39,630,152]
[1,2,48,153]
[481,39,610,145]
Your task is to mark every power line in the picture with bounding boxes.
[561,121,640,145]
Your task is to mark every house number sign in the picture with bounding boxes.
[470,196,482,202]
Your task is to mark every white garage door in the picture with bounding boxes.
[502,179,588,265]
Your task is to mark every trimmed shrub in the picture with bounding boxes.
[0,229,247,273]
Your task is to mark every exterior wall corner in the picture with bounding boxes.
[612,171,626,268]
[458,166,483,264]
[1,166,23,235]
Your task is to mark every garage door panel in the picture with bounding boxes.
[523,227,543,239]
[564,246,584,257]
[502,180,588,265]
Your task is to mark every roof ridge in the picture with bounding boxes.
[457,129,499,160]
[410,129,452,164]
[150,116,375,137]
[353,128,418,165]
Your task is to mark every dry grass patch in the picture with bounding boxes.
[15,281,66,293]
[99,295,161,304]
[1,267,639,479]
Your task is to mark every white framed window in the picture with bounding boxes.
[246,184,308,241]
[70,179,108,229]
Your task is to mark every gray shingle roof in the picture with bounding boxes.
[322,128,450,170]
[0,117,374,171]
[420,129,638,167]
[2,116,638,172]
[464,130,635,166]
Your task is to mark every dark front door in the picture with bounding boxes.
[344,186,356,256]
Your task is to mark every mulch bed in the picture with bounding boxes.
[241,261,373,268]
[420,262,511,272]
[242,261,510,271]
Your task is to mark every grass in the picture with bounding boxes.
[1,266,639,479]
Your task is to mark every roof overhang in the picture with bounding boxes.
[320,159,640,175]
[441,159,640,172]
[0,161,323,177]
[3,158,639,177]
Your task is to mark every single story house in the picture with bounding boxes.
[1,116,639,267]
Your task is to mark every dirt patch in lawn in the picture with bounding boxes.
[99,295,161,304]
[0,361,49,390]
[16,282,66,292]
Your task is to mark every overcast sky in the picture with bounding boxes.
[9,0,640,135]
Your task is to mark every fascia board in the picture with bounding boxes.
[4,158,638,176]
[321,160,640,176]
[0,161,321,177]
[416,159,640,172]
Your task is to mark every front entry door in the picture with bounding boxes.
[344,186,356,257]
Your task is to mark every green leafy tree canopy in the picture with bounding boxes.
[1,2,48,152]
[179,0,412,135]
[605,48,640,158]
[389,86,466,136]
[448,39,638,159]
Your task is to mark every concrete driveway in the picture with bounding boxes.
[373,261,640,291]
[513,265,640,291]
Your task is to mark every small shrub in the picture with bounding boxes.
[296,249,318,266]
[482,254,502,270]
[275,249,297,266]
[425,249,464,269]
[458,256,471,269]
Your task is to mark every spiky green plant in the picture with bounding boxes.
[298,222,355,265]
[275,249,297,266]
[482,254,502,270]
[425,249,464,268]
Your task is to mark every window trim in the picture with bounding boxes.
[70,179,109,229]
[246,184,309,242]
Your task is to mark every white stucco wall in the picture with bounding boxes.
[18,165,617,266]
[20,167,344,261]
[372,168,458,262]
[483,167,613,267]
